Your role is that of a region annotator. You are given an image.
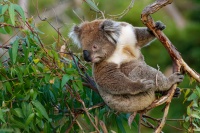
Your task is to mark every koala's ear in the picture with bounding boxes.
[99,20,121,44]
[68,25,81,48]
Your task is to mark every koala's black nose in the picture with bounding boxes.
[83,50,92,62]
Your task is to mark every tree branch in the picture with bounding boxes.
[140,0,200,132]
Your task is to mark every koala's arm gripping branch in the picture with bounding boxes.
[140,0,200,132]
[95,64,149,95]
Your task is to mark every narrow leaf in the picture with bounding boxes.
[196,86,200,97]
[9,3,15,25]
[85,0,100,12]
[32,100,51,121]
[12,40,19,64]
[13,4,26,22]
[116,116,126,133]
[191,113,200,119]
[61,74,70,88]
[25,113,35,126]
[0,109,6,123]
[1,4,8,15]
[10,117,26,128]
[14,108,24,118]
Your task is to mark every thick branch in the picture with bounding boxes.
[140,0,200,132]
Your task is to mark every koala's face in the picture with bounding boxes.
[69,20,121,63]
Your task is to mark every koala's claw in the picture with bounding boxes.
[173,87,181,98]
[155,21,166,31]
[170,72,184,84]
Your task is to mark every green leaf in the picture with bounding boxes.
[85,0,100,12]
[1,4,8,15]
[116,116,126,133]
[13,4,26,22]
[10,117,26,129]
[0,108,6,123]
[45,73,50,83]
[191,113,200,119]
[187,107,191,115]
[32,100,51,121]
[25,113,35,126]
[194,128,200,131]
[44,123,51,133]
[14,108,24,118]
[184,89,190,98]
[9,3,15,26]
[187,93,198,101]
[22,102,33,118]
[196,86,200,97]
[12,40,19,64]
[61,74,70,88]
[4,24,13,34]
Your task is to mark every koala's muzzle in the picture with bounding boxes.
[83,50,92,62]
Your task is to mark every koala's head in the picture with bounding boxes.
[69,19,121,63]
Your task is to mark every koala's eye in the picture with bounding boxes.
[93,45,97,49]
[92,44,98,51]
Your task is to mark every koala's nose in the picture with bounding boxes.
[83,50,92,62]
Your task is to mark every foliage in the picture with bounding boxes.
[0,0,139,132]
[183,86,200,132]
[0,0,200,133]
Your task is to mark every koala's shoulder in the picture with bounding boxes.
[106,23,140,66]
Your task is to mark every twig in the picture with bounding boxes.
[100,120,108,133]
[88,102,105,111]
[73,10,84,22]
[108,0,135,19]
[0,23,23,28]
[142,118,155,129]
[76,95,100,132]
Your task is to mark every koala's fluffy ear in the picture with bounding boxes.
[100,20,121,44]
[68,25,81,48]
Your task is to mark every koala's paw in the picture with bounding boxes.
[169,72,184,84]
[155,21,166,31]
[140,79,155,90]
[173,87,181,98]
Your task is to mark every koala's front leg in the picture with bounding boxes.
[134,21,166,48]
[156,72,184,91]
[94,63,155,95]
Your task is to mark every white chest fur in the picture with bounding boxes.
[106,24,140,65]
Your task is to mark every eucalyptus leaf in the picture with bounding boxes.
[0,109,6,123]
[32,100,51,122]
[13,4,26,22]
[116,116,126,133]
[61,74,70,88]
[85,0,100,12]
[25,113,35,126]
[1,4,8,15]
[9,3,15,25]
[12,40,19,64]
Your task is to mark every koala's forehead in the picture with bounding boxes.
[79,20,104,42]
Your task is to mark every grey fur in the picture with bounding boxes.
[69,19,184,113]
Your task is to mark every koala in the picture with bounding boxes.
[69,19,184,113]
